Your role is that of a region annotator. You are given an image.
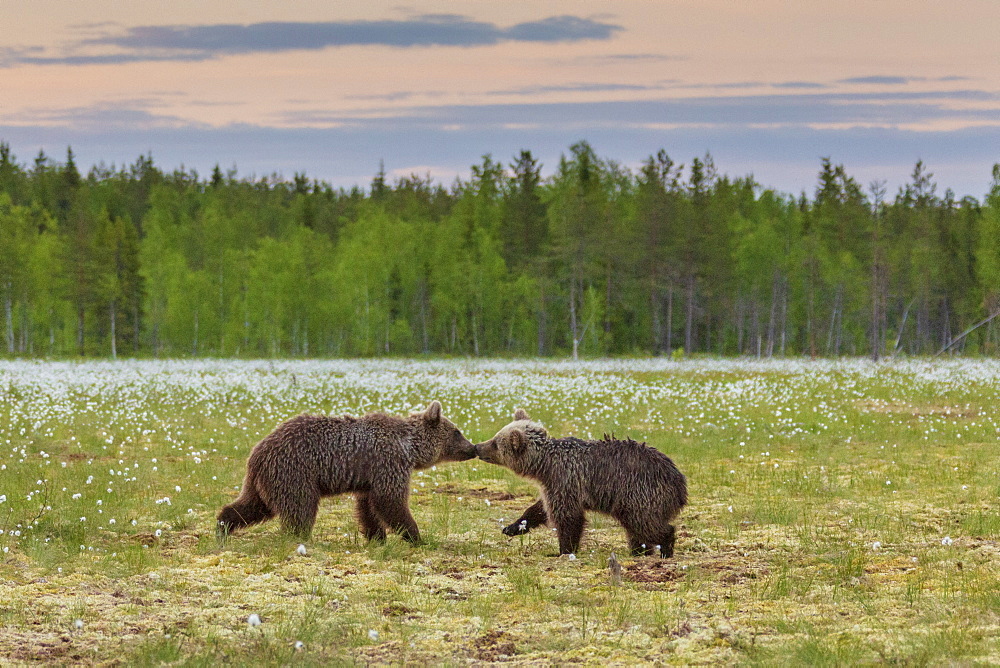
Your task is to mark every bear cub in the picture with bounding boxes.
[218,400,474,542]
[476,409,687,557]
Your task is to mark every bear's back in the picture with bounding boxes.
[584,437,686,508]
[253,412,409,462]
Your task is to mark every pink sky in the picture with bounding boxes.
[2,1,999,195]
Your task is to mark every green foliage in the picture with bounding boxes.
[1,144,999,358]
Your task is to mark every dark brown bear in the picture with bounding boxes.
[217,400,475,541]
[475,409,687,557]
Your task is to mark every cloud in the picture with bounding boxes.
[486,82,660,96]
[5,100,201,130]
[773,81,828,89]
[840,76,911,85]
[309,90,999,131]
[2,15,621,67]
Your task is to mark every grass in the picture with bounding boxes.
[1,357,1000,664]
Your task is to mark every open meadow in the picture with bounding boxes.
[1,358,1000,665]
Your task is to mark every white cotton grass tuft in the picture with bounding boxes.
[941,536,954,546]
[872,541,881,550]
[296,544,307,556]
[74,619,84,630]
[247,613,261,627]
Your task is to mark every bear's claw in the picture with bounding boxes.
[503,523,530,536]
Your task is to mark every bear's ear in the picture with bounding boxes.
[514,408,530,421]
[424,400,442,424]
[509,428,528,454]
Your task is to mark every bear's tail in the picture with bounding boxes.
[217,474,274,539]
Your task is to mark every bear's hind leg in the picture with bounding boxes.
[355,492,387,542]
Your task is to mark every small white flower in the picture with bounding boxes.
[75,619,84,629]
[872,541,881,550]
[154,529,162,537]
[175,486,181,492]
[484,499,491,506]
[941,536,954,546]
[368,629,379,641]
[296,544,307,556]
[727,506,733,513]
[294,640,305,651]
[247,614,261,627]
[567,553,577,561]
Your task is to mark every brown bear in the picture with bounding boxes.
[475,409,687,557]
[217,400,475,541]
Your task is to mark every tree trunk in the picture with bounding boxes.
[666,282,674,355]
[650,281,662,353]
[77,307,85,356]
[133,302,141,355]
[3,289,13,354]
[604,267,613,339]
[570,276,579,361]
[419,283,429,354]
[684,274,695,355]
[472,311,479,356]
[735,296,744,354]
[109,302,117,360]
[537,289,546,356]
[766,272,779,357]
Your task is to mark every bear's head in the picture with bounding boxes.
[412,400,476,465]
[475,408,546,474]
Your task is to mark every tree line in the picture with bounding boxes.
[1,140,999,359]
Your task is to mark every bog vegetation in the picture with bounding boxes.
[2,141,1000,359]
[1,359,999,664]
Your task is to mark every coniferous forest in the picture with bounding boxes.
[1,139,999,359]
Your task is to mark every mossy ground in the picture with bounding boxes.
[1,359,999,665]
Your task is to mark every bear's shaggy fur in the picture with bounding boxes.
[217,401,475,541]
[476,409,687,557]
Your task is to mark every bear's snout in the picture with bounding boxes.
[453,436,477,461]
[475,440,497,463]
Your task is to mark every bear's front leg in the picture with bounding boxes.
[551,506,586,555]
[503,499,548,536]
